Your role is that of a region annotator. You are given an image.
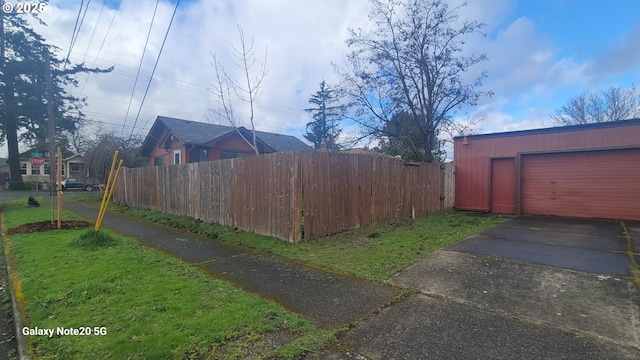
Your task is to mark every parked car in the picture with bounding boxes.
[61,177,100,191]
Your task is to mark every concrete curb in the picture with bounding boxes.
[1,214,32,360]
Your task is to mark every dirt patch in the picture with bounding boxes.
[0,248,17,359]
[182,328,300,360]
[6,221,91,235]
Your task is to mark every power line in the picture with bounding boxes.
[79,0,119,96]
[68,51,310,117]
[93,0,122,62]
[119,0,160,138]
[128,0,181,139]
[63,0,86,69]
[74,0,92,50]
[81,0,105,62]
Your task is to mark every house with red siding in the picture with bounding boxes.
[139,116,312,166]
[453,118,640,221]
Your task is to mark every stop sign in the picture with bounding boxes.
[29,156,45,167]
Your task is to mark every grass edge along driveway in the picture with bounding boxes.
[115,202,508,282]
[1,198,332,360]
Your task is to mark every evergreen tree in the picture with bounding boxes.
[376,111,425,161]
[0,9,111,188]
[375,111,447,161]
[303,80,343,150]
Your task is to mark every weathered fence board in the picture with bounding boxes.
[113,152,454,242]
[229,152,302,242]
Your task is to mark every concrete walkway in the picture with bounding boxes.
[59,199,640,359]
[343,216,640,359]
[61,199,401,330]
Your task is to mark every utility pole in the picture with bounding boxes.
[44,47,60,227]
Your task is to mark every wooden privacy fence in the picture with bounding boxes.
[113,151,455,242]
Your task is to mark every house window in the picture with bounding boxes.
[189,148,208,163]
[154,156,164,166]
[44,164,50,175]
[173,150,181,165]
[221,151,251,160]
[70,163,81,172]
[31,165,41,175]
[20,163,27,175]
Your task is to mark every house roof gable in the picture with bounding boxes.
[140,116,312,156]
[18,148,76,160]
[64,154,85,162]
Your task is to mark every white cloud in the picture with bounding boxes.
[1,0,635,160]
[29,0,374,140]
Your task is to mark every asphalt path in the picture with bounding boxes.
[375,215,640,359]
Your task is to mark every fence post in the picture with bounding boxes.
[123,167,128,205]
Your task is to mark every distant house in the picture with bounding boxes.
[60,153,89,178]
[12,150,88,185]
[139,116,313,166]
[0,158,9,186]
[0,158,9,173]
[339,148,398,159]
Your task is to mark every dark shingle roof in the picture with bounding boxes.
[157,116,235,145]
[253,130,313,152]
[140,116,312,156]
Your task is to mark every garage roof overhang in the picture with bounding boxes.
[454,118,640,141]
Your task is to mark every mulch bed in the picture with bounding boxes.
[6,221,91,235]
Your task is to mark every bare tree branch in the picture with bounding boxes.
[335,0,490,162]
[209,25,268,155]
[552,85,640,125]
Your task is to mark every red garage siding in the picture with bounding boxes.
[521,149,640,220]
[454,119,640,220]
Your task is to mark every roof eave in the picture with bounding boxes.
[453,118,640,141]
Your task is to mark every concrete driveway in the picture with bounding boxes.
[389,215,640,350]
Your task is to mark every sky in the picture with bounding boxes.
[6,0,640,157]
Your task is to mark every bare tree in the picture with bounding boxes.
[552,85,640,125]
[64,117,95,154]
[210,25,268,155]
[335,0,490,162]
[83,132,146,181]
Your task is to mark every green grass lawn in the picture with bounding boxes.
[1,198,332,359]
[112,200,507,282]
[274,211,508,281]
[70,192,507,280]
[0,197,84,229]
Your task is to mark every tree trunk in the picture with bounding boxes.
[0,12,24,188]
[422,127,436,163]
[5,82,24,188]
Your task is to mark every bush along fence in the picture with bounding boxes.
[113,151,455,243]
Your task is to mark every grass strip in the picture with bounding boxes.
[2,198,332,359]
[113,201,506,282]
[621,221,640,289]
[0,196,84,230]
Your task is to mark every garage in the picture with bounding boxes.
[453,119,640,220]
[521,149,640,221]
